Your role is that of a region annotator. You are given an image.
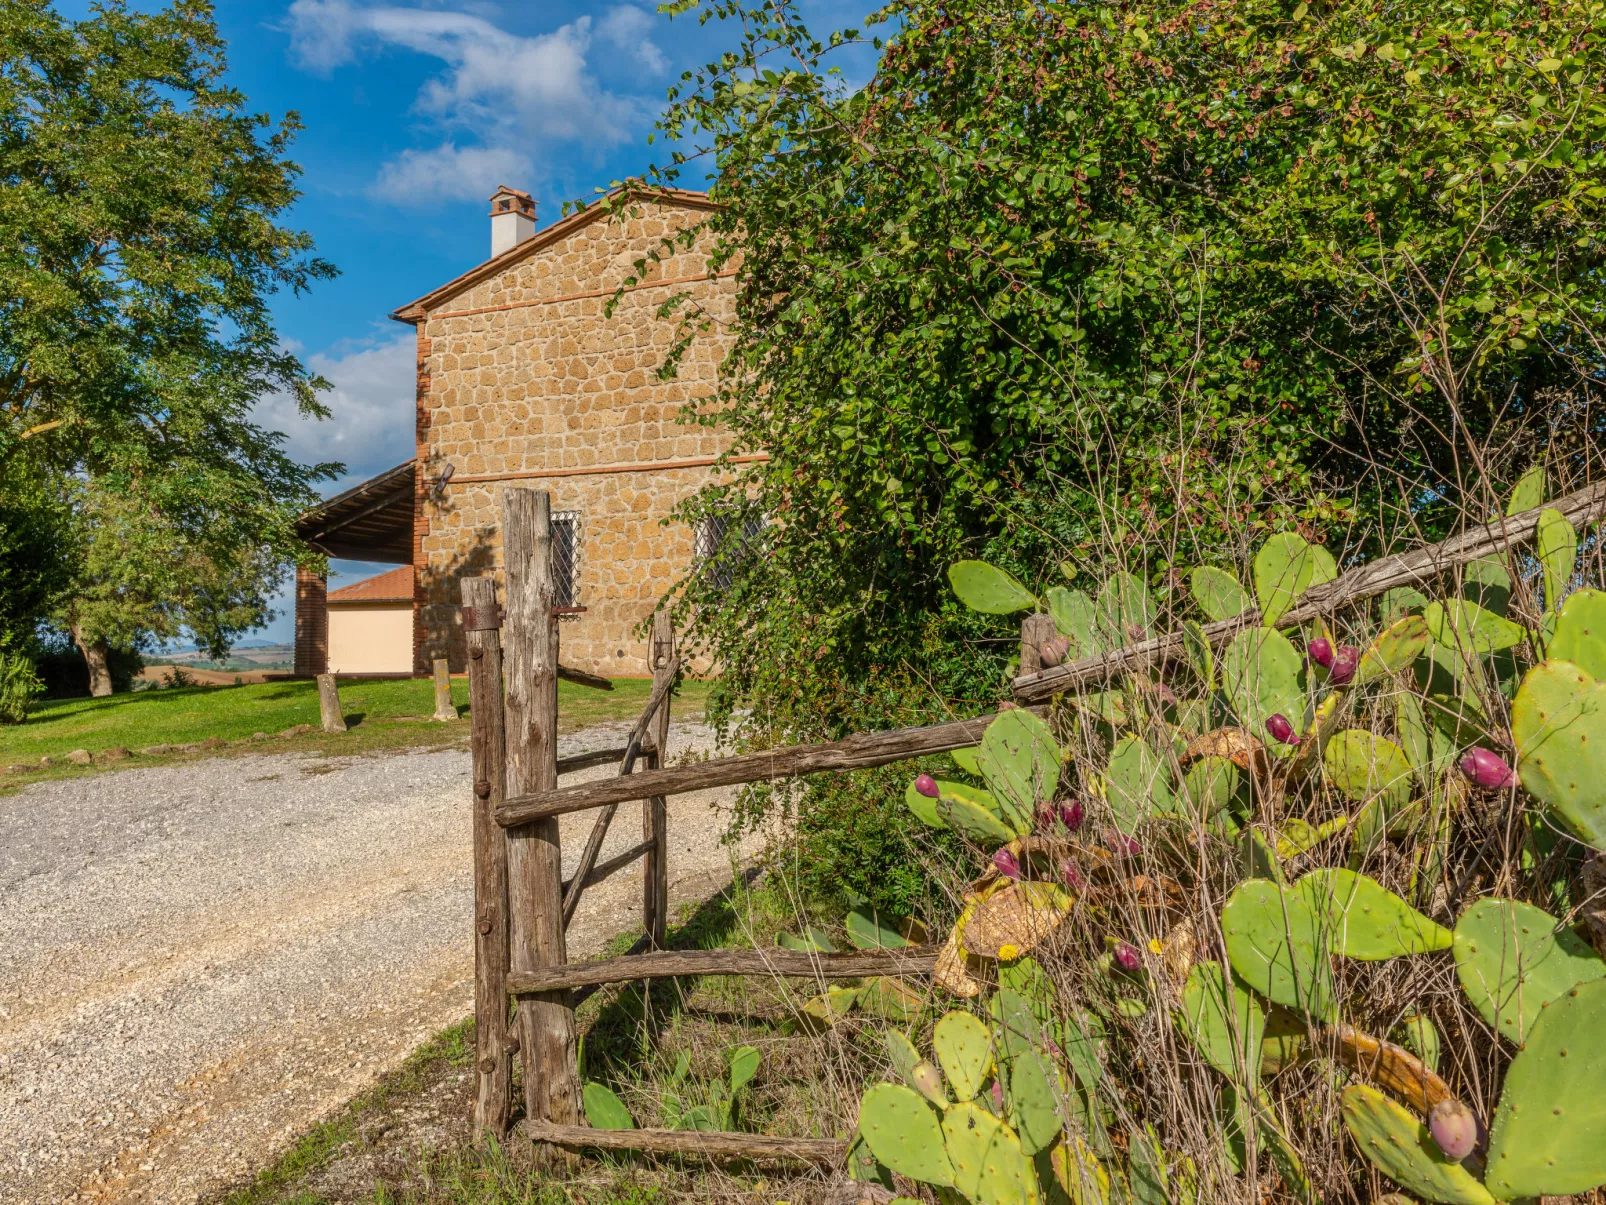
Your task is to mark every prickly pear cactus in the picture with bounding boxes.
[1297,868,1452,960]
[1511,659,1606,850]
[1094,571,1156,645]
[1104,734,1175,829]
[934,1011,995,1102]
[1484,978,1606,1198]
[1534,507,1577,612]
[1047,586,1102,659]
[1451,898,1605,1045]
[1221,879,1336,1020]
[1355,614,1430,687]
[1220,627,1304,738]
[1189,566,1252,623]
[1179,961,1265,1089]
[976,709,1061,833]
[950,561,1038,614]
[1323,730,1415,813]
[858,1083,955,1186]
[1253,532,1329,625]
[1340,1085,1495,1205]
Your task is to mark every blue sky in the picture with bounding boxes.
[131,0,878,645]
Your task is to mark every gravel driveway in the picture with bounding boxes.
[0,723,753,1205]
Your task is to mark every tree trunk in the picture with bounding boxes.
[72,625,114,697]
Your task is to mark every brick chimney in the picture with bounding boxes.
[488,185,536,258]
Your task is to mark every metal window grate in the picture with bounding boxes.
[551,512,579,608]
[695,510,763,593]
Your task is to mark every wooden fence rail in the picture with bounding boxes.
[464,480,1605,1158]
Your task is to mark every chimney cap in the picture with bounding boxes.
[488,185,535,218]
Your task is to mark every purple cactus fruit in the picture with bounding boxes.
[993,848,1022,880]
[1105,828,1141,857]
[990,1079,1005,1113]
[1326,645,1360,686]
[1155,682,1178,706]
[914,774,940,799]
[1113,941,1142,972]
[1060,798,1085,831]
[1039,635,1071,668]
[1266,713,1300,746]
[1459,746,1517,790]
[1428,1098,1479,1162]
[1307,636,1335,668]
[1059,858,1086,892]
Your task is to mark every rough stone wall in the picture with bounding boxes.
[412,198,739,676]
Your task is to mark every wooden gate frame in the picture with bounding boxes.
[462,480,1606,1158]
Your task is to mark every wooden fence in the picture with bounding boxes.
[463,480,1606,1160]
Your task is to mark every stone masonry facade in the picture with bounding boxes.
[395,190,742,677]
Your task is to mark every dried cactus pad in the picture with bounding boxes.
[1546,588,1606,680]
[1486,978,1606,1199]
[961,880,1073,961]
[1340,1085,1495,1205]
[942,1101,1038,1205]
[1511,660,1606,850]
[1298,868,1452,960]
[857,1083,955,1187]
[1184,726,1269,775]
[933,1011,995,1103]
[1452,897,1605,1046]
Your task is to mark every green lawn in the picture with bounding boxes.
[0,675,711,790]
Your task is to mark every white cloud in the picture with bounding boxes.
[286,0,666,204]
[256,332,417,494]
[598,5,668,74]
[374,144,533,205]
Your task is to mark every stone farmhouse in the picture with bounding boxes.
[293,186,750,678]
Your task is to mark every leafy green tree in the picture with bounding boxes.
[633,0,1606,901]
[0,0,338,674]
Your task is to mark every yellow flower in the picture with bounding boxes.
[998,943,1020,961]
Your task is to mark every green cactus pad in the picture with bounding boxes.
[1240,827,1285,883]
[943,1101,1040,1205]
[951,746,984,776]
[1127,1125,1171,1205]
[1221,879,1336,1020]
[1297,868,1452,959]
[1095,571,1157,645]
[1452,897,1606,1045]
[1010,1047,1070,1155]
[949,561,1038,615]
[1356,615,1431,687]
[1511,660,1606,850]
[1424,599,1527,655]
[1323,730,1415,811]
[1220,626,1305,736]
[582,1081,634,1129]
[1507,463,1547,515]
[1394,1013,1441,1073]
[934,1010,995,1103]
[1190,566,1252,623]
[1105,735,1176,828]
[1382,585,1430,624]
[1395,691,1455,789]
[1545,588,1606,680]
[1340,1085,1495,1205]
[1182,620,1216,693]
[977,709,1061,834]
[884,1030,924,1086]
[1535,507,1577,613]
[858,1083,955,1187]
[1274,815,1348,858]
[1047,587,1102,658]
[1463,556,1513,617]
[776,925,837,953]
[1182,755,1245,829]
[1485,977,1606,1198]
[1179,961,1265,1089]
[937,784,1018,844]
[1253,532,1323,625]
[846,906,912,950]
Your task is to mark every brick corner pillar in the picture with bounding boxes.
[294,565,329,677]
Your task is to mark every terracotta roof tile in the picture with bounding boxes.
[327,565,415,604]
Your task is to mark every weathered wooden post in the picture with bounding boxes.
[316,673,347,732]
[432,657,459,722]
[1019,612,1055,678]
[463,577,511,1135]
[642,610,674,948]
[500,489,580,1129]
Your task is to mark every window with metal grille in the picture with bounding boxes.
[695,510,763,593]
[551,512,579,608]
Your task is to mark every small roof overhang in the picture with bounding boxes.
[296,460,415,564]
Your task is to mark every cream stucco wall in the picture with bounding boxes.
[328,603,415,675]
